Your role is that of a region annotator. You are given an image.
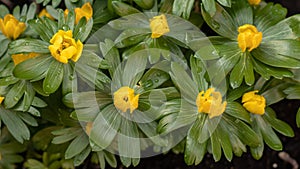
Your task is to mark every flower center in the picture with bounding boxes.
[196,88,227,119]
[237,24,262,52]
[242,90,266,115]
[113,86,140,113]
[149,14,170,39]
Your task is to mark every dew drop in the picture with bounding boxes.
[13,97,19,101]
[154,79,159,83]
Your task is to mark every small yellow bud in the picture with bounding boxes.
[237,24,262,52]
[0,14,26,40]
[149,14,170,39]
[242,90,266,115]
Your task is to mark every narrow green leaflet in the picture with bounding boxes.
[43,60,64,94]
[172,0,194,19]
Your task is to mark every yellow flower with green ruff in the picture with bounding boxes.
[237,24,262,52]
[196,88,227,118]
[48,30,83,64]
[149,14,170,39]
[0,14,26,40]
[113,86,140,113]
[242,90,266,115]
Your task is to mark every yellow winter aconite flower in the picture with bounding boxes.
[113,86,140,113]
[48,30,83,64]
[242,90,266,115]
[0,14,26,40]
[39,9,54,20]
[11,53,39,65]
[149,14,170,39]
[196,88,227,119]
[0,96,4,104]
[237,24,262,52]
[65,2,93,24]
[248,0,261,5]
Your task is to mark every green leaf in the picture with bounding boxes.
[185,129,207,165]
[210,130,222,162]
[0,106,30,143]
[111,1,141,16]
[227,0,252,26]
[225,101,251,123]
[118,119,140,167]
[133,0,155,10]
[230,53,251,88]
[223,115,260,148]
[74,18,93,42]
[65,133,89,159]
[139,68,170,91]
[73,146,91,166]
[52,0,62,8]
[122,54,147,87]
[52,127,82,144]
[27,3,37,20]
[114,28,149,48]
[254,115,282,151]
[201,3,237,39]
[263,107,294,137]
[172,0,194,19]
[4,80,26,109]
[43,60,64,94]
[262,83,288,106]
[90,104,121,149]
[217,0,231,7]
[263,14,300,40]
[250,119,264,160]
[28,18,53,42]
[100,39,121,77]
[202,0,216,16]
[32,97,47,108]
[0,5,9,18]
[284,85,300,99]
[9,39,50,54]
[170,62,198,104]
[217,123,233,161]
[62,64,77,96]
[254,3,287,32]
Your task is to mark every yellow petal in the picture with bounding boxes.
[149,14,170,39]
[71,40,83,62]
[11,53,39,65]
[0,96,4,104]
[248,0,261,5]
[13,22,26,40]
[61,46,77,60]
[0,18,7,36]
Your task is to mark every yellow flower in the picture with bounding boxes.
[242,90,266,115]
[237,24,262,52]
[113,86,140,113]
[85,122,93,136]
[149,14,170,39]
[48,30,83,64]
[0,96,4,104]
[248,0,261,5]
[196,88,227,119]
[39,9,54,20]
[0,14,26,40]
[65,2,93,24]
[11,53,39,65]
